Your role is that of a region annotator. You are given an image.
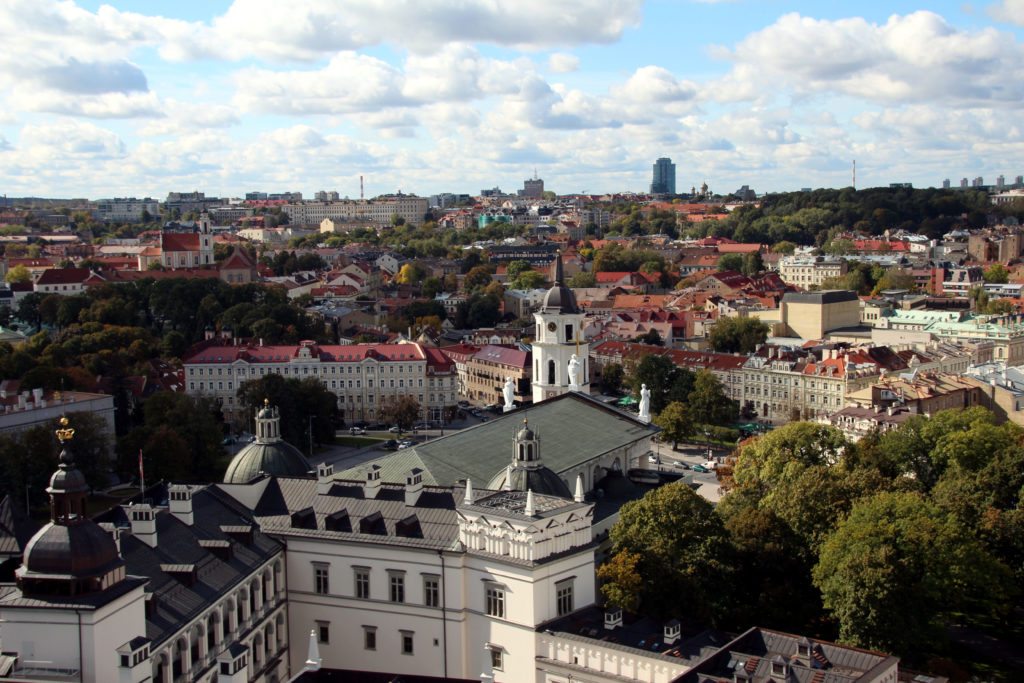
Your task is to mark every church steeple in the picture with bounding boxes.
[532,252,589,403]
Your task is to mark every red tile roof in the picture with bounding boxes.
[36,268,92,285]
[161,232,201,252]
[184,341,432,365]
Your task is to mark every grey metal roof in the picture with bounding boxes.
[782,290,859,305]
[223,439,312,484]
[91,484,284,648]
[337,393,658,487]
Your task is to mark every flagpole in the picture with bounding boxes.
[139,448,146,503]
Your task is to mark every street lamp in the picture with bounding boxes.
[308,415,315,458]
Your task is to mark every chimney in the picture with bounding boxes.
[317,462,334,495]
[663,619,681,646]
[168,485,194,525]
[405,468,424,506]
[129,504,157,547]
[364,465,382,499]
[32,387,43,405]
[604,606,623,630]
[795,637,812,665]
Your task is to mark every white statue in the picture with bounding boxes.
[567,354,581,390]
[638,383,651,423]
[502,376,516,412]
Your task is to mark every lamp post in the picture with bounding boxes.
[308,415,315,458]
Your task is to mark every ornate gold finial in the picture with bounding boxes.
[523,417,528,427]
[264,397,270,407]
[56,416,75,443]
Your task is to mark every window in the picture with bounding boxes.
[556,581,574,616]
[313,564,329,594]
[317,621,330,644]
[363,626,377,651]
[423,575,440,608]
[389,572,405,603]
[489,648,503,671]
[400,631,414,655]
[354,567,370,599]
[485,585,505,618]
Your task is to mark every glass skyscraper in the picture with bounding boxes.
[650,157,676,195]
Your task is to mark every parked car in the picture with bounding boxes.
[648,454,660,465]
[414,422,432,430]
[672,461,691,470]
[383,439,399,450]
[388,426,402,433]
[349,427,366,436]
[701,461,718,471]
[691,464,710,473]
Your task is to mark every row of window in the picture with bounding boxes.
[190,364,450,378]
[313,565,574,618]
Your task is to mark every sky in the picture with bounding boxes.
[2,0,1024,200]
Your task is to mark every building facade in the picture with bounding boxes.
[182,340,457,426]
[650,158,676,195]
[778,255,848,288]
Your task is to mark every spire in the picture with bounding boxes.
[502,465,513,491]
[305,628,322,671]
[552,250,564,285]
[524,488,535,517]
[463,478,474,505]
[574,473,585,503]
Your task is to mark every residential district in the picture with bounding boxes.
[0,169,1023,683]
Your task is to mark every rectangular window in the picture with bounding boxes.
[317,621,330,644]
[401,631,414,655]
[485,585,505,618]
[363,626,377,651]
[490,648,503,671]
[423,575,440,608]
[314,564,329,594]
[556,582,574,616]
[389,572,405,603]
[354,568,370,599]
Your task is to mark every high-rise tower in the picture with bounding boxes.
[650,157,676,195]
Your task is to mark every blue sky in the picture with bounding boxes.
[2,0,1023,199]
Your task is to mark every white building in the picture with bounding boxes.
[182,340,458,426]
[778,255,847,288]
[0,388,114,441]
[92,198,160,223]
[283,195,429,227]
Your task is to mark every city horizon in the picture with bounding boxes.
[1,1,1023,198]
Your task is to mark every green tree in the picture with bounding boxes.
[395,262,426,285]
[505,259,532,281]
[421,276,442,299]
[120,393,224,483]
[379,395,421,431]
[708,316,769,354]
[716,253,744,272]
[654,401,693,449]
[741,251,764,276]
[627,353,691,414]
[567,271,596,288]
[688,369,737,426]
[511,270,546,290]
[597,550,643,612]
[464,265,494,291]
[604,483,733,623]
[5,264,31,284]
[632,329,663,346]
[601,362,624,394]
[732,422,849,496]
[983,263,1009,284]
[237,374,338,447]
[813,491,1013,654]
[771,241,797,255]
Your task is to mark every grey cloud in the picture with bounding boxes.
[37,58,148,94]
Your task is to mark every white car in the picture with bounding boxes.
[701,461,718,471]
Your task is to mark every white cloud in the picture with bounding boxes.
[989,0,1024,25]
[18,121,128,161]
[615,66,697,103]
[716,11,1024,105]
[548,53,580,73]
[9,89,163,119]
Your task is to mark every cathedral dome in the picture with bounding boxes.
[486,465,571,498]
[223,439,311,484]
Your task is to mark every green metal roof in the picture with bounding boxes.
[337,392,659,487]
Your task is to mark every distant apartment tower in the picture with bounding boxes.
[942,179,951,189]
[996,175,1006,190]
[650,157,676,195]
[522,177,544,199]
[972,176,984,188]
[960,178,969,189]
[314,190,340,201]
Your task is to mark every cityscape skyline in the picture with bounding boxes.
[2,1,1024,199]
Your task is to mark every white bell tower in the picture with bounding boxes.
[532,253,589,403]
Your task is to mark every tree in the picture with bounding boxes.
[119,392,224,483]
[506,259,532,281]
[771,241,797,255]
[237,374,338,446]
[601,362,624,394]
[813,491,1013,654]
[873,268,915,293]
[510,270,545,290]
[421,276,442,299]
[716,253,744,272]
[741,251,764,276]
[983,263,1009,284]
[597,550,643,612]
[732,422,849,496]
[568,271,596,288]
[688,369,737,426]
[5,264,30,284]
[628,353,691,414]
[654,401,693,449]
[464,265,494,291]
[379,395,421,431]
[604,483,733,623]
[632,329,663,346]
[395,262,426,285]
[708,317,769,354]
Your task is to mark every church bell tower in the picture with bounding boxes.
[532,253,589,403]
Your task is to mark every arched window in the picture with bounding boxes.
[547,359,556,385]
